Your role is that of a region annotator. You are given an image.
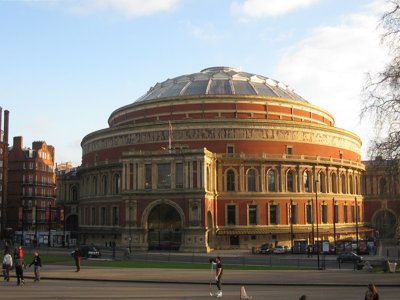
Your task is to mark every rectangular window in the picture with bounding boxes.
[286,146,293,155]
[175,163,183,189]
[291,204,298,224]
[227,205,236,225]
[100,207,106,225]
[321,205,328,223]
[84,207,89,225]
[344,205,348,223]
[334,204,339,223]
[112,206,119,226]
[356,205,361,222]
[269,204,278,225]
[145,164,152,190]
[249,205,257,225]
[351,205,356,222]
[91,207,96,225]
[306,203,312,224]
[227,145,234,156]
[157,163,171,189]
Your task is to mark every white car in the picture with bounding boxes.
[273,245,289,254]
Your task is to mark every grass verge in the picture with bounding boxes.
[23,254,313,271]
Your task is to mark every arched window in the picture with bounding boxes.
[379,178,386,195]
[247,169,256,192]
[71,186,78,201]
[114,174,120,194]
[303,171,311,192]
[355,175,359,194]
[226,169,235,192]
[349,175,354,194]
[268,169,276,192]
[331,173,337,193]
[86,177,90,195]
[319,172,326,193]
[341,174,346,194]
[93,176,98,196]
[287,170,295,192]
[102,175,108,195]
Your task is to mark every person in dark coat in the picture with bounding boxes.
[72,248,81,272]
[29,251,42,281]
[14,246,25,286]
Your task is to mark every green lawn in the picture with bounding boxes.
[23,254,312,271]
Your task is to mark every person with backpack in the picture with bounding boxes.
[14,246,25,286]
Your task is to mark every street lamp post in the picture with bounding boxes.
[48,203,52,247]
[20,205,24,245]
[34,205,38,247]
[355,197,359,254]
[290,198,293,253]
[129,201,132,252]
[315,179,320,269]
[332,198,337,255]
[309,199,314,245]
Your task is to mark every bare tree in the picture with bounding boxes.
[362,0,400,173]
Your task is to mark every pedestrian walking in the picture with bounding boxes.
[299,295,307,300]
[29,251,42,281]
[2,249,13,281]
[72,247,81,272]
[14,246,25,286]
[365,283,379,300]
[209,256,223,298]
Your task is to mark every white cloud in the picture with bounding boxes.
[185,21,222,41]
[274,0,389,158]
[53,0,179,18]
[231,0,319,18]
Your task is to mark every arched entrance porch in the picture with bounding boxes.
[146,202,183,250]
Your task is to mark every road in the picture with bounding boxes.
[0,280,398,300]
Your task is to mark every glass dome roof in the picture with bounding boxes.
[136,66,307,103]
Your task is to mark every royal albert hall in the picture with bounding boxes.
[78,67,369,252]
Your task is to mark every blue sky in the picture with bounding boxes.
[0,0,389,165]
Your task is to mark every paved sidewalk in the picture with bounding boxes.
[22,264,400,287]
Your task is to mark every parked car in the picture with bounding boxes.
[273,245,289,254]
[259,243,272,254]
[76,245,101,258]
[336,251,363,263]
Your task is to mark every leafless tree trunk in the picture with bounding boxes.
[362,0,400,173]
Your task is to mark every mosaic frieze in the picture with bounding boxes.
[82,126,360,155]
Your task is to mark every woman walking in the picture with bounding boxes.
[365,283,379,300]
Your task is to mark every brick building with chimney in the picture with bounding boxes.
[7,136,58,246]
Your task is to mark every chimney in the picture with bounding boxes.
[0,107,2,141]
[13,136,23,149]
[4,110,9,144]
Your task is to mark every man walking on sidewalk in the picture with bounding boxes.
[209,256,224,298]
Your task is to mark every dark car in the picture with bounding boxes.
[259,244,272,254]
[337,252,363,263]
[78,245,101,258]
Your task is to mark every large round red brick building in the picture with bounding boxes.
[78,67,366,252]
